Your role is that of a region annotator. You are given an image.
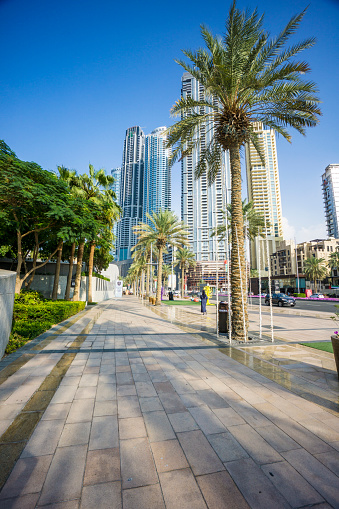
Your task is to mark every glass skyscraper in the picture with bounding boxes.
[143,126,171,224]
[111,167,121,258]
[322,164,339,238]
[180,72,231,262]
[117,126,145,261]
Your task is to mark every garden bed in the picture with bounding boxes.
[300,341,333,353]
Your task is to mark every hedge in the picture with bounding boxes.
[6,297,86,354]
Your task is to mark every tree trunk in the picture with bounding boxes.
[52,241,63,300]
[15,230,23,294]
[88,241,96,303]
[141,270,145,296]
[229,145,248,339]
[314,278,317,293]
[26,241,38,291]
[73,240,85,301]
[65,242,76,300]
[155,247,163,305]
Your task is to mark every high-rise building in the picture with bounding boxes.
[180,72,231,262]
[322,164,339,238]
[245,122,283,273]
[111,167,121,258]
[117,126,145,261]
[143,126,171,223]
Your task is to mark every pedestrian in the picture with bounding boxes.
[200,290,208,315]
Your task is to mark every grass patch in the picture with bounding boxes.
[300,341,333,353]
[162,300,216,306]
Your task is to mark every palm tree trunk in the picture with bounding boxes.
[155,247,163,305]
[314,278,317,293]
[229,145,248,339]
[73,240,85,301]
[88,241,96,303]
[65,242,76,300]
[52,241,63,300]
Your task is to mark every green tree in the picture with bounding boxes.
[133,210,189,305]
[161,264,172,291]
[166,2,320,339]
[329,251,339,271]
[0,143,76,294]
[304,257,327,293]
[212,200,267,242]
[175,247,196,297]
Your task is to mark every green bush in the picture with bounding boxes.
[14,289,45,304]
[81,271,110,281]
[294,293,306,298]
[7,300,86,355]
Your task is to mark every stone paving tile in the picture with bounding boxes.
[212,407,246,427]
[227,424,283,465]
[122,484,165,509]
[0,455,52,499]
[117,395,141,418]
[119,416,147,439]
[139,396,163,413]
[159,469,207,509]
[83,448,120,486]
[151,439,189,472]
[120,437,158,489]
[207,432,249,462]
[21,420,65,458]
[74,387,97,399]
[225,458,291,509]
[41,403,71,421]
[38,445,87,506]
[80,481,121,509]
[66,399,94,423]
[261,460,325,507]
[196,471,250,509]
[58,422,91,447]
[255,424,301,452]
[168,411,199,432]
[188,406,227,435]
[89,415,119,450]
[282,448,339,507]
[177,430,224,475]
[93,400,117,416]
[38,500,79,508]
[315,450,339,476]
[143,410,176,442]
[0,493,40,509]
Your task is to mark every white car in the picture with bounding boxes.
[310,293,325,299]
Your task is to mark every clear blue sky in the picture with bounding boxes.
[1,0,338,243]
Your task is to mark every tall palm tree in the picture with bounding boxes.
[133,210,189,305]
[175,247,196,297]
[166,2,320,339]
[304,257,327,293]
[212,200,267,242]
[161,264,172,292]
[131,242,160,297]
[329,251,339,271]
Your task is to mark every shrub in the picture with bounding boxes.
[7,300,86,355]
[15,289,45,304]
[294,293,306,298]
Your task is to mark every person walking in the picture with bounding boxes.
[200,290,208,315]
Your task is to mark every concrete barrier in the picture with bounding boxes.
[0,269,16,358]
[30,275,115,302]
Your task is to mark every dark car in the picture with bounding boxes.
[265,293,296,307]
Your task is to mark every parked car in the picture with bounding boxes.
[309,293,325,299]
[265,293,296,307]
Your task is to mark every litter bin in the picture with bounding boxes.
[169,291,174,301]
[218,301,229,333]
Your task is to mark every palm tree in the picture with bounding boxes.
[72,164,121,302]
[304,257,327,293]
[133,210,189,305]
[175,247,196,297]
[167,2,320,339]
[212,200,267,242]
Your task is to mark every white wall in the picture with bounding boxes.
[30,275,115,302]
[0,269,16,358]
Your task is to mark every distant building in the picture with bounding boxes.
[180,72,231,263]
[111,167,121,258]
[245,122,283,275]
[143,126,171,223]
[117,126,145,261]
[322,164,339,238]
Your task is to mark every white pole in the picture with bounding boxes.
[295,237,300,294]
[235,225,247,342]
[258,230,262,339]
[216,197,219,338]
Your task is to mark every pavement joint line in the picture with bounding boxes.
[0,305,107,492]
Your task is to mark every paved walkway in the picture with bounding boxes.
[0,297,339,508]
